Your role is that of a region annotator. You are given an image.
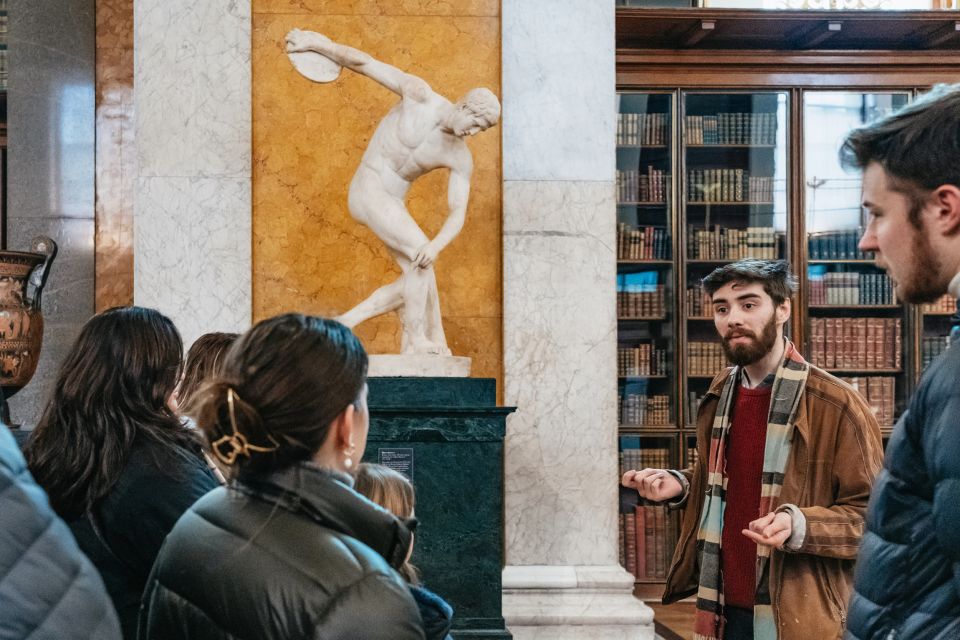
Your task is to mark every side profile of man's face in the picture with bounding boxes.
[711,281,783,366]
[858,162,943,304]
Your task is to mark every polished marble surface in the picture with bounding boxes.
[134,0,252,346]
[6,0,96,427]
[502,0,614,183]
[95,0,134,311]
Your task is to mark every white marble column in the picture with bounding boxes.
[133,0,252,346]
[501,1,654,638]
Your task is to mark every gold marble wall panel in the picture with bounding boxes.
[95,0,134,311]
[252,6,502,382]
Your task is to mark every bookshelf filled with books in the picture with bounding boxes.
[614,85,959,589]
[681,91,790,437]
[920,293,954,372]
[617,91,676,445]
[801,92,913,430]
[617,92,678,586]
[614,8,960,593]
[618,434,679,583]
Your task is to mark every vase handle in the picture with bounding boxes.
[26,236,58,312]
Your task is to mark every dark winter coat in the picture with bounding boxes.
[139,462,426,640]
[69,435,219,638]
[846,337,960,640]
[410,585,454,640]
[0,424,121,640]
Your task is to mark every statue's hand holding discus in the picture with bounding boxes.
[285,29,342,83]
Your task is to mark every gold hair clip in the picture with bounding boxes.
[210,388,280,465]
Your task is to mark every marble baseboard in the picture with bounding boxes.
[502,0,614,182]
[503,565,654,640]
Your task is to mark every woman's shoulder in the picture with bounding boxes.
[191,485,400,578]
[104,435,217,513]
[154,487,411,614]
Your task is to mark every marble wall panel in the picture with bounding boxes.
[95,0,134,311]
[7,0,97,428]
[252,8,502,383]
[502,0,614,183]
[503,189,618,565]
[134,0,252,346]
[135,0,251,179]
[135,176,252,348]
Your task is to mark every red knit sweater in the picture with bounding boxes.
[721,384,772,609]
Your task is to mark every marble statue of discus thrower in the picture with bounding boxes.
[288,49,342,83]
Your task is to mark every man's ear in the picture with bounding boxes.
[776,299,791,325]
[931,184,960,235]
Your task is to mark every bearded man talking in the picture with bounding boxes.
[622,259,883,640]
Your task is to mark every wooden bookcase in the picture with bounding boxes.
[615,7,960,590]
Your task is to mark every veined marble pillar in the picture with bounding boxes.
[501,2,654,638]
[133,0,251,346]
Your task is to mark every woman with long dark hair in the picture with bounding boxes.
[26,306,219,638]
[139,314,424,639]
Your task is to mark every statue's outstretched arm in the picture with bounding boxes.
[286,29,424,98]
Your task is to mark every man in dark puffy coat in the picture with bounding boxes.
[841,84,960,639]
[0,422,121,640]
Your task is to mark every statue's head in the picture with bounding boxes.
[451,88,501,137]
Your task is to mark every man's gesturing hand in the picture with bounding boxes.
[621,468,683,503]
[742,511,792,549]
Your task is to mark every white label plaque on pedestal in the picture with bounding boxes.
[368,354,472,377]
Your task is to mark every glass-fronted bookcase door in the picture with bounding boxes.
[616,91,679,584]
[680,90,791,432]
[801,91,911,432]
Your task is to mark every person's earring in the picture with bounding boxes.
[343,442,356,470]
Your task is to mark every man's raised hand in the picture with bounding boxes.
[621,468,683,503]
[742,511,793,549]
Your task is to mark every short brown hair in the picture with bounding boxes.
[701,259,797,306]
[840,83,960,225]
[354,463,420,585]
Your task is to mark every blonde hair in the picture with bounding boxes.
[355,463,420,585]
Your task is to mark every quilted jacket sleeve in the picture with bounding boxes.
[0,426,121,640]
[928,365,960,599]
[317,572,426,640]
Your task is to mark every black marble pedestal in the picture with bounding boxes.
[364,377,514,640]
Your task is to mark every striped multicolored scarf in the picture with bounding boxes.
[692,340,809,640]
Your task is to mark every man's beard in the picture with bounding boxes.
[895,216,943,304]
[721,311,779,367]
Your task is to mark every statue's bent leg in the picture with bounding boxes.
[335,279,403,328]
[424,269,450,355]
[346,195,447,354]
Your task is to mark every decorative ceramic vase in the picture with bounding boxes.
[0,236,57,399]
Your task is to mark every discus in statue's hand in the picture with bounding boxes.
[288,51,342,83]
